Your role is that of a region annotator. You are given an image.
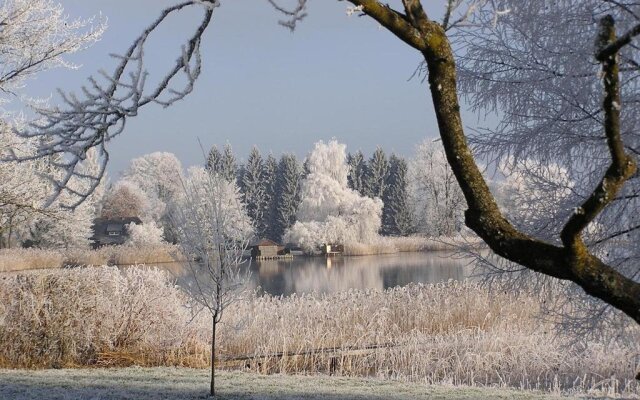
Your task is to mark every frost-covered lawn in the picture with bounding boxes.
[0,367,579,400]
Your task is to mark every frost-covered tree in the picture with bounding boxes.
[409,139,465,237]
[0,0,105,104]
[272,154,303,242]
[27,148,103,250]
[347,150,367,195]
[382,154,414,236]
[101,180,151,220]
[453,0,640,328]
[170,166,251,397]
[493,158,576,235]
[121,152,183,235]
[240,147,266,236]
[0,122,98,249]
[0,123,50,247]
[285,140,383,252]
[0,0,104,247]
[365,146,388,199]
[176,167,253,241]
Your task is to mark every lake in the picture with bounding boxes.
[163,251,472,297]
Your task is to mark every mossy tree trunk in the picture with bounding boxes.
[346,0,640,324]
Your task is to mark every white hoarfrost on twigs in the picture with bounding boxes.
[0,0,106,103]
[285,140,383,253]
[408,139,465,237]
[126,221,165,247]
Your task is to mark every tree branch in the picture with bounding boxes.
[561,15,637,249]
[346,0,426,51]
[596,21,640,62]
[356,2,640,323]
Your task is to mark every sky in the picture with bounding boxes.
[23,1,486,177]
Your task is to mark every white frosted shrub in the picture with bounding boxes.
[126,221,165,247]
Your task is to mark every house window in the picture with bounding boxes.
[108,231,120,236]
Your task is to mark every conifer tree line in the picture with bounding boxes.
[207,144,414,242]
[207,144,304,243]
[347,148,414,237]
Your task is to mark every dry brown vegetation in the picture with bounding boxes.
[343,235,481,256]
[0,245,180,272]
[0,266,637,397]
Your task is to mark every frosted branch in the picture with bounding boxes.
[266,0,309,31]
[7,1,217,209]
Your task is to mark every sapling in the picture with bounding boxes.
[170,167,252,397]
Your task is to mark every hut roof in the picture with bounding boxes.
[252,238,280,247]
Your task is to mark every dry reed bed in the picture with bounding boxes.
[0,245,179,273]
[0,266,637,396]
[343,235,482,256]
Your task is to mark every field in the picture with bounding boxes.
[0,265,638,397]
[0,367,582,400]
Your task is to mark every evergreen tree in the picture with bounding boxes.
[205,145,221,172]
[272,154,302,242]
[347,150,367,195]
[302,157,311,178]
[382,154,414,236]
[240,147,265,237]
[365,147,389,199]
[220,143,237,182]
[262,154,279,240]
[206,143,237,183]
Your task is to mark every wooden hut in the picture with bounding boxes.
[91,217,142,248]
[322,243,344,257]
[251,239,283,260]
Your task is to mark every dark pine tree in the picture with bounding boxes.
[240,147,265,237]
[382,154,414,236]
[262,154,279,241]
[365,147,389,199]
[205,145,222,172]
[219,143,237,183]
[347,150,367,195]
[272,154,303,242]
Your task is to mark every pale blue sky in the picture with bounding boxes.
[25,1,484,176]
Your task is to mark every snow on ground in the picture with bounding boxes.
[0,367,579,400]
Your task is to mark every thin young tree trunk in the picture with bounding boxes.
[210,318,216,397]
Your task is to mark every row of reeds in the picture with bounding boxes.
[0,266,637,396]
[0,244,180,273]
[0,236,480,271]
[343,235,482,256]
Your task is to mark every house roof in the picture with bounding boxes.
[252,238,280,247]
[106,223,124,233]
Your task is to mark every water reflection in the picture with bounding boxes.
[157,252,471,297]
[254,252,470,296]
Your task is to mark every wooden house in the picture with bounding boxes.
[91,217,142,248]
[251,239,291,260]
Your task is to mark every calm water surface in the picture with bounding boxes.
[161,251,471,297]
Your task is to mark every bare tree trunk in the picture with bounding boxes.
[210,318,216,397]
